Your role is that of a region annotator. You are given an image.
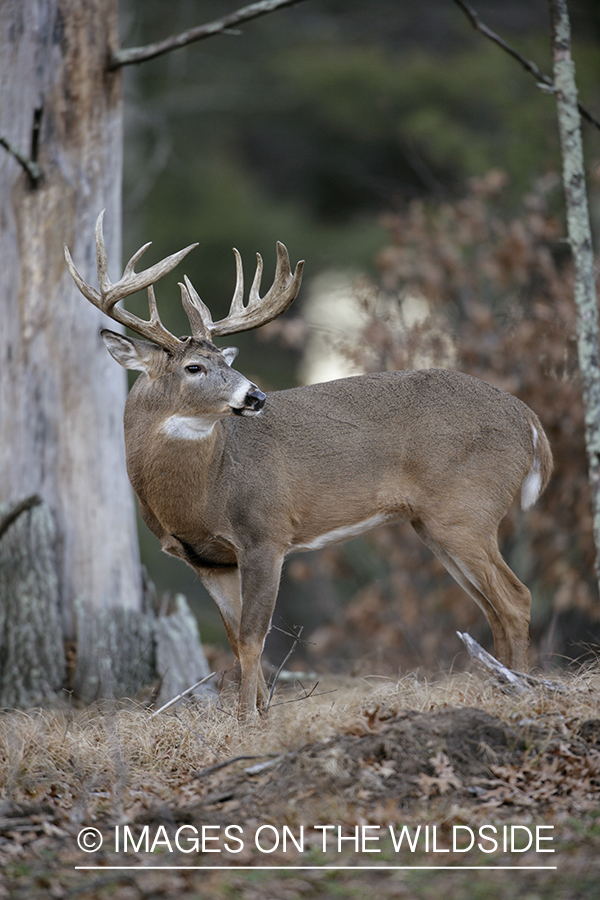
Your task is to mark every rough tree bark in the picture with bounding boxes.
[0,498,64,707]
[549,0,600,592]
[0,1,210,706]
[0,0,141,702]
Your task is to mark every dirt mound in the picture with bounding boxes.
[171,705,596,828]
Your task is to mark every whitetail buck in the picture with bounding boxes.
[65,212,552,719]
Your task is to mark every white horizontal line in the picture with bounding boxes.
[75,865,557,871]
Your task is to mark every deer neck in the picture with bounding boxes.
[159,412,222,441]
[124,392,227,490]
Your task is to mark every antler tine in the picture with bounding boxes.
[93,211,198,310]
[64,243,102,305]
[65,210,199,352]
[94,209,114,300]
[179,276,213,341]
[230,248,245,315]
[209,242,304,337]
[146,284,170,334]
[248,251,264,308]
[122,241,153,279]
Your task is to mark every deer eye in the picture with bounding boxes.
[185,364,207,375]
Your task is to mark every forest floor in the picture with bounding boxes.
[1,665,600,899]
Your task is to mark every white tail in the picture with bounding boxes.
[521,425,544,510]
[66,214,552,719]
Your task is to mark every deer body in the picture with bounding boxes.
[65,214,552,719]
[132,368,541,558]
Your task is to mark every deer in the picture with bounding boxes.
[65,211,552,720]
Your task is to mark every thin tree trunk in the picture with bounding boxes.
[549,0,600,593]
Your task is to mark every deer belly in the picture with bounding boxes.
[289,512,391,553]
[168,534,238,569]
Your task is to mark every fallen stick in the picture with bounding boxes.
[150,671,216,717]
[457,632,567,693]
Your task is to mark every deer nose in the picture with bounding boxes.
[245,388,266,412]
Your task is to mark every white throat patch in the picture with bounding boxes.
[160,414,218,440]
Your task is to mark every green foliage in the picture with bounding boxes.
[268,36,598,197]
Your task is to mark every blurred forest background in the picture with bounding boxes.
[118,0,600,677]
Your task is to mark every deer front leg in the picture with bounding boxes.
[198,567,267,708]
[237,546,284,722]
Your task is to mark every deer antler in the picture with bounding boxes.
[66,211,304,347]
[64,210,198,352]
[179,242,304,339]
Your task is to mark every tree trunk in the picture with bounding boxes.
[0,0,143,701]
[0,498,65,707]
[549,0,600,595]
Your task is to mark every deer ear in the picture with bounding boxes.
[101,329,162,372]
[221,346,239,366]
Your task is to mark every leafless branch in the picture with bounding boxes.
[0,495,42,541]
[267,681,338,708]
[452,0,600,132]
[194,753,281,779]
[272,619,314,646]
[264,624,304,711]
[457,632,567,693]
[109,0,309,70]
[0,136,42,186]
[150,671,216,717]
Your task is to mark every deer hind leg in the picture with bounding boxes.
[412,521,531,672]
[199,568,267,709]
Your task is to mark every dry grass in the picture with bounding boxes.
[1,666,599,825]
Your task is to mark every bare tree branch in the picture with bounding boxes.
[264,623,304,711]
[452,0,600,132]
[457,633,567,693]
[150,671,216,717]
[0,136,42,186]
[109,0,309,70]
[0,495,42,541]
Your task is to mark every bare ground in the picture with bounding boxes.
[1,669,600,899]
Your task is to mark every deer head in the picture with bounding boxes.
[64,211,304,424]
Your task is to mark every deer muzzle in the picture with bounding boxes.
[245,388,266,412]
[233,387,266,416]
